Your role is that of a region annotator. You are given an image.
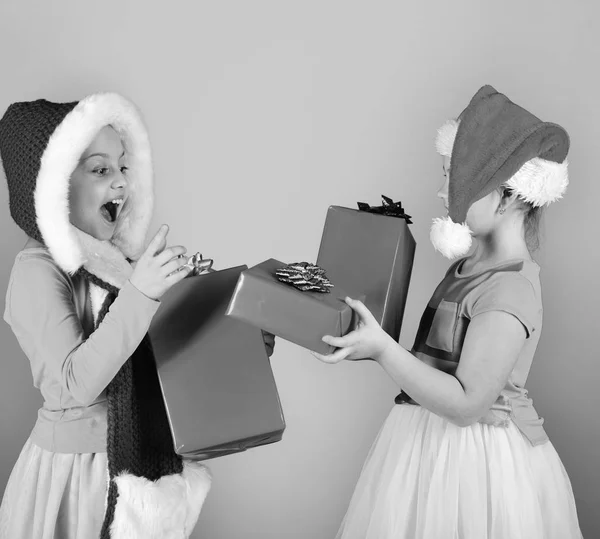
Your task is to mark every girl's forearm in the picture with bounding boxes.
[375,342,475,426]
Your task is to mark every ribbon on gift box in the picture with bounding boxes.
[275,262,334,293]
[182,253,214,276]
[357,195,413,224]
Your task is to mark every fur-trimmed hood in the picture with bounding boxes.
[0,93,154,276]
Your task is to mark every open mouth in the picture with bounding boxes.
[100,198,124,224]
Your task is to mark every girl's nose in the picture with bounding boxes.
[111,170,128,190]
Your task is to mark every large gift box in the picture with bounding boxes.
[316,198,416,341]
[149,265,285,460]
[225,258,362,355]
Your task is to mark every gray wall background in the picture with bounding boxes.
[0,1,598,537]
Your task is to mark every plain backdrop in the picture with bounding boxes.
[0,1,598,537]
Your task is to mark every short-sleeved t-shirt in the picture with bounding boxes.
[396,257,548,445]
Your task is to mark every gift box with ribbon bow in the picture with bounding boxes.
[225,258,363,355]
[150,264,285,460]
[316,196,416,341]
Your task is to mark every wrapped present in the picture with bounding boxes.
[225,259,363,355]
[316,196,416,341]
[149,265,285,460]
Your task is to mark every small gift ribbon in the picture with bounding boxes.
[181,253,214,276]
[275,262,334,293]
[357,195,413,224]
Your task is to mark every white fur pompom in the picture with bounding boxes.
[506,157,569,207]
[430,216,473,259]
[435,119,459,157]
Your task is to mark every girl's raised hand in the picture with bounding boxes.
[129,225,192,300]
[311,297,395,364]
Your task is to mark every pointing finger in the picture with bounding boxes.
[146,225,169,256]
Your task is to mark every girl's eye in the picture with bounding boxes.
[94,167,109,176]
[120,166,129,174]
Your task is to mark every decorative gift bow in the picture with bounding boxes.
[357,195,412,224]
[275,262,333,293]
[181,253,214,276]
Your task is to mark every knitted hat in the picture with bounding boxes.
[430,85,570,259]
[0,94,210,538]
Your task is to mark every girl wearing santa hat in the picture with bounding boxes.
[314,85,583,539]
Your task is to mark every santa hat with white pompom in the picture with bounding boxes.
[430,85,570,259]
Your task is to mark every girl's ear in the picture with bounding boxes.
[501,187,521,209]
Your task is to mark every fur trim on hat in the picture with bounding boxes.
[34,93,153,275]
[435,119,459,158]
[110,461,212,538]
[430,216,473,259]
[506,157,569,207]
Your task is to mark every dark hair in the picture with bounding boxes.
[500,187,544,252]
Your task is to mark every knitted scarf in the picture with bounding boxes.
[79,269,184,538]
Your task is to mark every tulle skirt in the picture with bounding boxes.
[336,404,583,539]
[0,438,108,539]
